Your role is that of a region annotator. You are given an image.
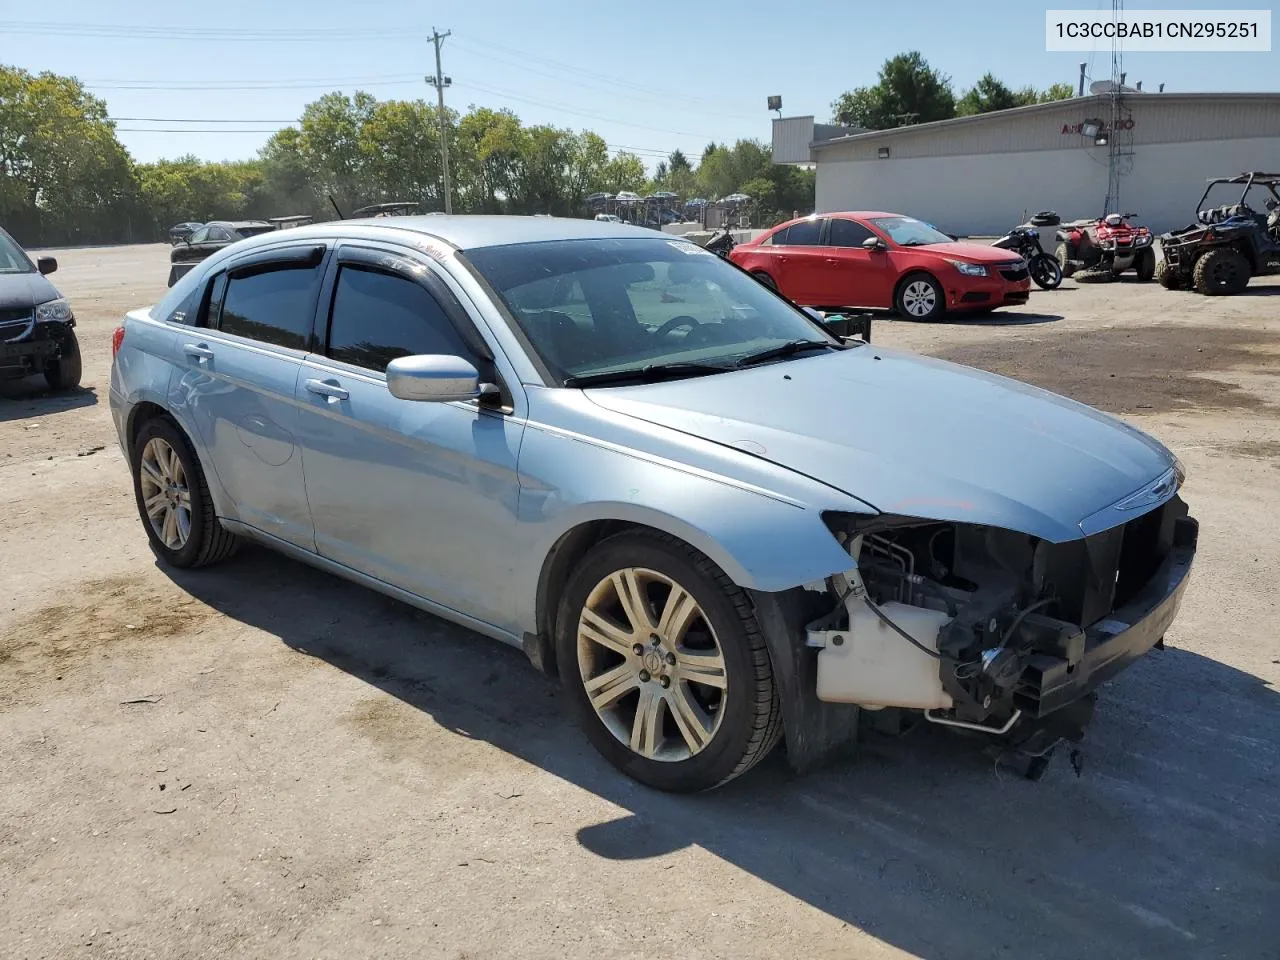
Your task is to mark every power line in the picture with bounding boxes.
[85,76,423,91]
[0,20,419,42]
[455,80,708,138]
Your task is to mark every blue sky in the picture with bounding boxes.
[4,0,1276,167]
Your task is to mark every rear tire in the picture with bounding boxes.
[1155,258,1183,290]
[43,330,82,391]
[895,272,945,321]
[131,416,240,569]
[555,530,782,793]
[1055,242,1076,278]
[1193,248,1251,295]
[1029,253,1062,290]
[1135,247,1157,281]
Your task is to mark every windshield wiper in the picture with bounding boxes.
[563,361,731,388]
[733,339,844,368]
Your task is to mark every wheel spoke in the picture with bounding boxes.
[583,662,639,713]
[611,569,653,633]
[676,648,727,689]
[175,506,192,545]
[166,445,182,484]
[668,683,715,753]
[655,584,699,645]
[579,606,636,657]
[161,506,179,547]
[629,687,665,758]
[144,491,168,519]
[140,458,164,489]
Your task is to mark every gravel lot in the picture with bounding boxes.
[2,243,1278,960]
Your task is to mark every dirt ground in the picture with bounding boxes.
[2,243,1278,960]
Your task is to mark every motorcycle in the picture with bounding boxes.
[1055,212,1156,280]
[992,211,1063,290]
[703,226,736,258]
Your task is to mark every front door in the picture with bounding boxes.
[822,217,897,308]
[176,243,329,549]
[292,243,526,631]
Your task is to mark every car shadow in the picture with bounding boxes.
[0,379,98,420]
[875,311,1063,327]
[158,546,1279,960]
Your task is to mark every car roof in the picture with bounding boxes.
[766,211,903,233]
[208,215,670,253]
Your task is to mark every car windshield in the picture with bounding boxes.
[464,238,843,385]
[0,230,35,274]
[870,216,954,247]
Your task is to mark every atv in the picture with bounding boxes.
[1055,213,1156,281]
[1156,172,1280,295]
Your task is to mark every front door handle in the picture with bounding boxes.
[183,343,215,360]
[824,258,842,264]
[304,378,349,401]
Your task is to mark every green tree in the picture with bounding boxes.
[603,151,647,194]
[1040,82,1076,102]
[0,65,141,245]
[956,73,1039,115]
[832,51,956,129]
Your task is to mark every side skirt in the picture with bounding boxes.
[219,519,524,650]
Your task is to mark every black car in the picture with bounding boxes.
[0,225,80,391]
[168,220,276,287]
[168,221,204,245]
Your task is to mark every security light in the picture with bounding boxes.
[1081,120,1101,139]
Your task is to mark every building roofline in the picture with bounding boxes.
[809,91,1280,149]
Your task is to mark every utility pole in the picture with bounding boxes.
[426,28,453,215]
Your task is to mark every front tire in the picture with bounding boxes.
[1193,247,1251,295]
[131,416,240,568]
[555,530,782,792]
[895,272,945,321]
[751,270,778,291]
[1155,258,1183,290]
[43,330,82,391]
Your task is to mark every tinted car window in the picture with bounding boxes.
[780,219,821,245]
[326,266,471,372]
[188,227,211,243]
[209,227,232,242]
[0,228,35,274]
[828,218,875,247]
[215,263,322,350]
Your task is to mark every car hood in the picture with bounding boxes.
[582,347,1175,542]
[0,271,60,312]
[907,241,1022,265]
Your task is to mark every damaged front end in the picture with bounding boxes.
[804,486,1198,775]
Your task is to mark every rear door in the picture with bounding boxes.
[292,242,527,631]
[174,242,328,549]
[823,217,896,308]
[769,218,827,304]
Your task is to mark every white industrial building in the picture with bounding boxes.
[772,93,1280,236]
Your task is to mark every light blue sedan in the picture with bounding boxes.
[109,217,1198,791]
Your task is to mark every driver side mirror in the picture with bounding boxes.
[36,256,57,275]
[862,236,887,251]
[386,355,497,403]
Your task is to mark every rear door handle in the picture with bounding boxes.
[304,378,349,401]
[183,343,215,360]
[824,258,841,264]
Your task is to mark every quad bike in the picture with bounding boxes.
[1156,171,1280,296]
[1055,213,1156,281]
[992,211,1063,289]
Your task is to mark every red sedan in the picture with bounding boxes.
[729,211,1032,320]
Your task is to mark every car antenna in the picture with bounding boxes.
[328,194,346,220]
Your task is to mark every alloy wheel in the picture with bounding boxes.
[138,437,192,550]
[902,280,938,317]
[576,567,727,762]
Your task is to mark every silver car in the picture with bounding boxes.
[109,217,1198,792]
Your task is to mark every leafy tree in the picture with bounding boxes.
[667,148,690,172]
[603,151,647,194]
[1040,82,1076,102]
[832,51,955,129]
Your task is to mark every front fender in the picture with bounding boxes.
[514,420,869,629]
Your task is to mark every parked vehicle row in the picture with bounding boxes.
[108,215,1198,791]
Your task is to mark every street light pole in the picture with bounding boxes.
[426,28,453,215]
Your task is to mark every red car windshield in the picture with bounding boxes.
[869,216,954,247]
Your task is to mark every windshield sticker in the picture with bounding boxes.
[667,240,713,256]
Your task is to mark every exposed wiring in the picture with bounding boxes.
[862,594,964,663]
[993,598,1057,655]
